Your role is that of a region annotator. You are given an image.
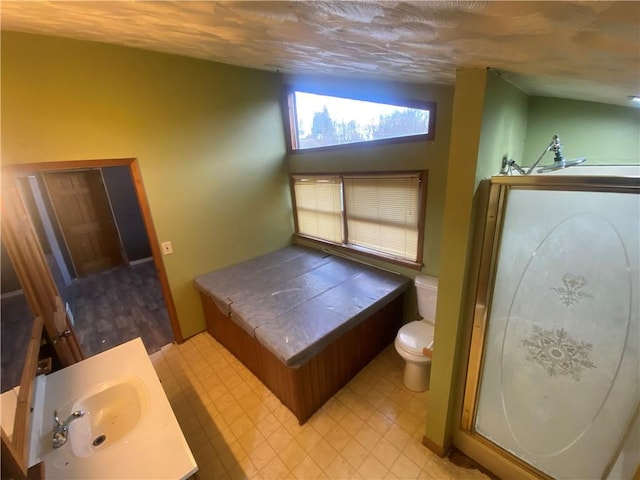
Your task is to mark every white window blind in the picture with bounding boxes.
[293,176,343,243]
[344,174,420,262]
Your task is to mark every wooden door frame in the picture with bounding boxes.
[4,158,184,343]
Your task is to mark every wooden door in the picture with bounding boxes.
[1,179,83,366]
[44,170,123,276]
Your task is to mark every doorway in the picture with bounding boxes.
[2,158,182,363]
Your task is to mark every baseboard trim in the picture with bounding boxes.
[422,434,453,458]
[129,257,154,266]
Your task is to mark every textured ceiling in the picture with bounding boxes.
[2,1,639,106]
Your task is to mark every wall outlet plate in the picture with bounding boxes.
[161,241,173,255]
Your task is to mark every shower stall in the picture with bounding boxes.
[458,170,639,479]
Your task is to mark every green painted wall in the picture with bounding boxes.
[523,97,640,166]
[476,72,529,183]
[422,68,487,449]
[424,69,529,450]
[286,74,455,279]
[1,32,293,339]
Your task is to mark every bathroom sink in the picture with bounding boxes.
[69,376,149,457]
[30,338,197,479]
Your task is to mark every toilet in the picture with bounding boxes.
[394,275,438,392]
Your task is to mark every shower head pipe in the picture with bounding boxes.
[524,134,562,175]
[501,134,586,176]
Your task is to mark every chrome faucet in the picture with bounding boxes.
[52,410,86,448]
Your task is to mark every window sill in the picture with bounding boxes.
[293,234,423,271]
[288,133,432,154]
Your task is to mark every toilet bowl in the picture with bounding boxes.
[395,275,438,392]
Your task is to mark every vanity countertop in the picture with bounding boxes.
[29,338,197,479]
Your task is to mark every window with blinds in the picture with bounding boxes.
[292,176,343,243]
[291,171,427,266]
[344,174,421,261]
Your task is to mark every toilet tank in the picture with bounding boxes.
[415,275,438,323]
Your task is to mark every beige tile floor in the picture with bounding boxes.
[150,332,489,480]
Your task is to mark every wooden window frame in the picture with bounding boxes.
[290,170,428,270]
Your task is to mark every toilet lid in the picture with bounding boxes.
[398,321,434,355]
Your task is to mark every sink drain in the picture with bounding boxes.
[92,434,107,447]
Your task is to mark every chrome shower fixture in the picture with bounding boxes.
[501,134,587,175]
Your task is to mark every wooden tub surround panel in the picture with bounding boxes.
[195,246,410,424]
[201,292,403,424]
[258,296,403,424]
[200,292,261,379]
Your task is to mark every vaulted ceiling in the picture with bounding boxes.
[2,1,639,106]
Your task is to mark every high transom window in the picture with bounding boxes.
[286,90,436,152]
[291,171,427,267]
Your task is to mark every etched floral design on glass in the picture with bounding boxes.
[521,326,596,381]
[550,273,594,306]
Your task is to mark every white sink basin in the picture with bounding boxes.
[70,376,149,457]
[29,338,197,479]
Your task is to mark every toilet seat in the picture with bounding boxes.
[397,321,434,355]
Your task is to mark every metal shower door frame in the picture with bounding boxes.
[458,174,639,480]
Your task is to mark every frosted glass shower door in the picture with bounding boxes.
[474,188,639,479]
